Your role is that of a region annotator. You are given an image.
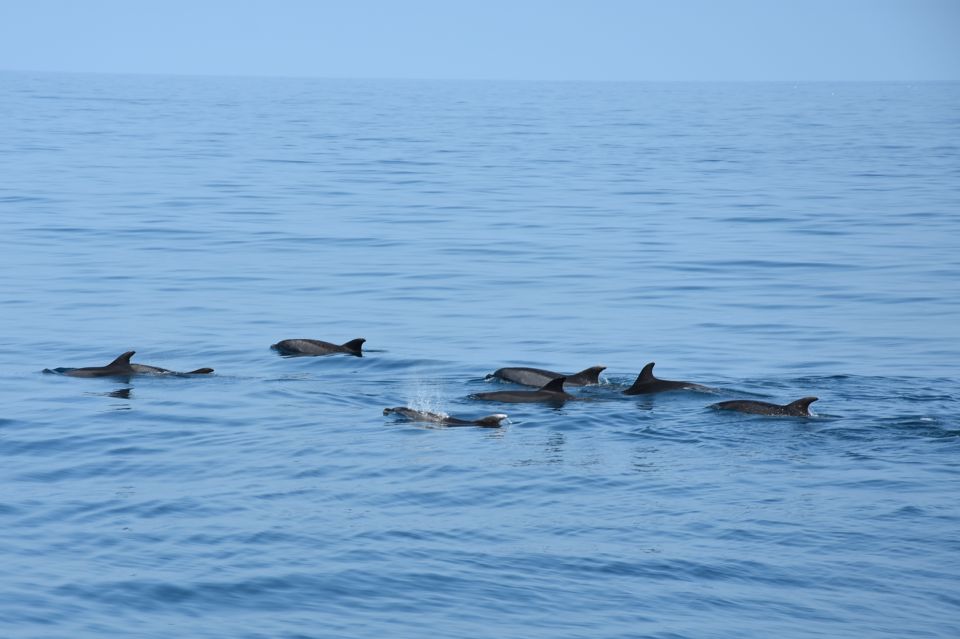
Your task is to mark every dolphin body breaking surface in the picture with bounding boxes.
[383,407,507,428]
[51,351,136,378]
[48,351,214,377]
[271,338,365,357]
[711,397,818,417]
[470,377,575,404]
[622,362,710,395]
[130,364,214,375]
[488,365,606,388]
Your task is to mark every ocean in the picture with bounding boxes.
[1,72,958,638]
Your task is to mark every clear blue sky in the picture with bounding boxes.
[1,0,957,81]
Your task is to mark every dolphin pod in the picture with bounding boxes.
[47,342,822,419]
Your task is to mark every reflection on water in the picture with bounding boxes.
[544,432,566,464]
[82,387,132,399]
[632,447,661,474]
[104,387,132,399]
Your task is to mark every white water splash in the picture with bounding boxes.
[405,377,449,418]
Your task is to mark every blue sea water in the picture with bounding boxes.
[1,72,959,638]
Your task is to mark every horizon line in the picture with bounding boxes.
[2,67,957,84]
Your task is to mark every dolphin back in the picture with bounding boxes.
[491,365,604,387]
[63,350,136,377]
[272,338,364,356]
[712,397,818,416]
[384,406,506,427]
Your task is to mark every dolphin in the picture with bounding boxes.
[55,351,136,378]
[622,362,709,395]
[383,407,507,428]
[711,397,818,417]
[130,363,214,375]
[271,338,365,357]
[488,365,605,387]
[470,377,575,404]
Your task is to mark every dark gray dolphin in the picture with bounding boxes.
[383,407,508,428]
[711,397,818,417]
[130,363,214,375]
[271,338,365,357]
[488,365,605,387]
[622,362,709,395]
[57,351,136,378]
[470,377,574,404]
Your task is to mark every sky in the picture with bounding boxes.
[0,0,957,81]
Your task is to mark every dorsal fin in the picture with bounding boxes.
[575,365,606,384]
[540,376,566,393]
[107,351,135,368]
[788,397,818,414]
[341,338,365,354]
[639,362,657,382]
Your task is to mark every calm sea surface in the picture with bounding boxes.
[1,72,958,638]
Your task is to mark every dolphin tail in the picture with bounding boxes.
[186,367,214,374]
[341,338,366,356]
